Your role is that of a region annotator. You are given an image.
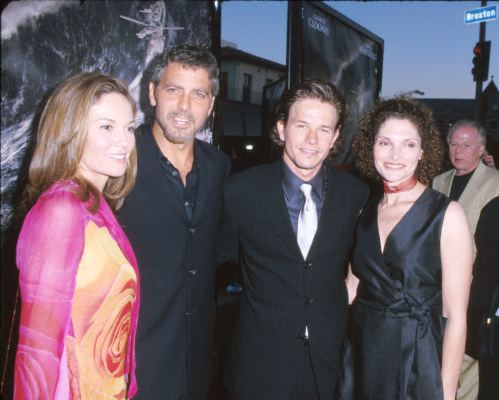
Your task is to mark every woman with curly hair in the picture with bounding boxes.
[14,72,140,399]
[337,97,473,400]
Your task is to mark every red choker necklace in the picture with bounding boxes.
[383,175,418,193]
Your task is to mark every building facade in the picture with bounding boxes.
[218,42,285,168]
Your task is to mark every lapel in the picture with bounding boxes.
[308,163,341,258]
[141,128,190,224]
[257,161,303,258]
[191,140,215,224]
[256,161,342,261]
[459,162,487,209]
[439,170,455,196]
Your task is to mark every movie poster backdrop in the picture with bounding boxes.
[288,1,383,164]
[0,1,214,395]
[1,0,214,235]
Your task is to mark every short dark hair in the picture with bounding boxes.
[353,96,443,185]
[270,79,346,157]
[151,44,219,96]
[447,119,486,145]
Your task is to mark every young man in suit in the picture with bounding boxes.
[218,80,369,400]
[433,120,499,400]
[118,45,230,399]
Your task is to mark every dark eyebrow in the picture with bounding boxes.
[160,83,210,95]
[160,82,181,88]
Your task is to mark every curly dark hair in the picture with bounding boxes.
[353,96,443,185]
[269,79,346,157]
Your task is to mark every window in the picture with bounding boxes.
[242,73,252,103]
[219,71,228,98]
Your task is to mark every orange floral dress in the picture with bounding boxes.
[14,181,140,399]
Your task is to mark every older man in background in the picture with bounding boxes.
[433,119,499,400]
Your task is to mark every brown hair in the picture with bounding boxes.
[23,71,137,213]
[353,96,443,185]
[270,79,346,157]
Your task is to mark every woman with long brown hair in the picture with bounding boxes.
[14,72,140,399]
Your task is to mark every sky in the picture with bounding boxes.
[221,1,499,99]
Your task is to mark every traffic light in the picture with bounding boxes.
[472,41,491,82]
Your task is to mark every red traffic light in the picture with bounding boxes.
[471,41,491,82]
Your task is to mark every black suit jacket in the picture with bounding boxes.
[118,126,230,399]
[467,196,499,357]
[218,161,368,400]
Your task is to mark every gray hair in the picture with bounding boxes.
[447,119,486,145]
[150,44,219,96]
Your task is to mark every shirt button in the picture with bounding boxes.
[304,262,312,271]
[172,170,178,176]
[184,201,189,207]
[188,269,197,276]
[189,227,195,234]
[297,333,309,344]
[186,308,198,316]
[305,297,314,305]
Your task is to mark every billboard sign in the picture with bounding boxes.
[288,1,383,163]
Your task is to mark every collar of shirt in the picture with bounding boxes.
[144,126,199,221]
[449,166,476,201]
[145,125,199,176]
[281,159,326,204]
[454,168,476,180]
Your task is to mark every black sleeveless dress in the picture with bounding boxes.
[337,187,452,400]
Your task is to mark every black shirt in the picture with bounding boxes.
[146,129,199,221]
[449,169,475,201]
[281,160,327,234]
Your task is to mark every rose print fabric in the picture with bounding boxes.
[14,181,140,399]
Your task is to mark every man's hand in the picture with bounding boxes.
[482,151,496,168]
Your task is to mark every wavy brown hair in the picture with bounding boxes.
[270,79,346,158]
[353,96,443,185]
[23,71,137,213]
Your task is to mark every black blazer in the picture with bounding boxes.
[218,161,368,400]
[118,127,230,400]
[467,196,499,357]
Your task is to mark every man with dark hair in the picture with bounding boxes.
[433,119,499,400]
[118,44,230,399]
[218,80,368,400]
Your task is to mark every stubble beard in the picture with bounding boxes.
[161,111,197,144]
[164,129,196,144]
